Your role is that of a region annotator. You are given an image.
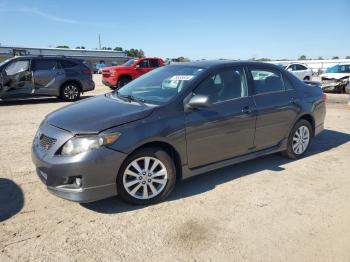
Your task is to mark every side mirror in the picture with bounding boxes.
[135,64,140,69]
[187,95,211,109]
[287,67,293,71]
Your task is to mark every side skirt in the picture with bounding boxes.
[181,139,288,180]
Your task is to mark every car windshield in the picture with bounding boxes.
[112,65,206,105]
[123,59,138,66]
[326,64,350,73]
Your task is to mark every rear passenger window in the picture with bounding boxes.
[34,60,57,71]
[60,60,78,69]
[295,64,307,71]
[149,59,160,68]
[283,76,294,90]
[250,68,285,94]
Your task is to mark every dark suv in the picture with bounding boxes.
[0,56,95,101]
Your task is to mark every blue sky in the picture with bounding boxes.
[0,0,349,60]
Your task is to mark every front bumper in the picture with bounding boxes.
[102,79,117,88]
[31,124,127,203]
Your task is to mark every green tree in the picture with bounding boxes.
[346,56,350,59]
[127,48,145,58]
[114,47,123,51]
[298,55,307,60]
[318,56,324,60]
[332,56,339,59]
[257,58,271,61]
[56,45,69,49]
[102,47,112,50]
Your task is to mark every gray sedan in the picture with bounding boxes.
[32,61,326,205]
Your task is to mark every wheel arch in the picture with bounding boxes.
[123,141,183,181]
[117,74,132,83]
[296,113,315,136]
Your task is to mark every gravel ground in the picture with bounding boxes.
[0,75,350,261]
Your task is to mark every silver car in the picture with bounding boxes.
[0,56,95,101]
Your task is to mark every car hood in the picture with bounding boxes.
[320,73,350,80]
[103,65,132,71]
[46,94,154,134]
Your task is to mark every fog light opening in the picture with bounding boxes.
[75,177,82,187]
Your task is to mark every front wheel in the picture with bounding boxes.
[60,83,81,101]
[117,147,176,205]
[282,119,312,159]
[117,76,131,89]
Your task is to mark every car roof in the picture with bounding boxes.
[170,60,281,70]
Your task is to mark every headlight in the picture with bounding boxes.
[60,133,120,156]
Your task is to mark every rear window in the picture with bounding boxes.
[250,68,285,94]
[149,59,160,68]
[60,60,78,69]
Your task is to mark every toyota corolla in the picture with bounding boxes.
[32,61,326,205]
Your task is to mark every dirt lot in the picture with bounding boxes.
[1,75,350,261]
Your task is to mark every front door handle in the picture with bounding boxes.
[242,106,252,114]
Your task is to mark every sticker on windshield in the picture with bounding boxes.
[170,75,194,81]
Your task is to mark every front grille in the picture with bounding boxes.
[39,134,57,150]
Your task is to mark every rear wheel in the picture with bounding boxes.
[282,119,312,159]
[60,83,81,101]
[117,147,176,205]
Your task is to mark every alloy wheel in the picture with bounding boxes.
[64,85,79,100]
[122,157,168,200]
[292,125,310,155]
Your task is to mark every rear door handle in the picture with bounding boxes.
[241,106,252,114]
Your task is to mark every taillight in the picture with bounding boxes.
[83,69,92,75]
[322,93,327,102]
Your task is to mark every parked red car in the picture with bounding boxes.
[102,58,164,89]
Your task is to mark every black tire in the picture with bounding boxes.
[117,147,176,205]
[60,82,81,101]
[282,119,313,159]
[117,76,131,89]
[335,86,343,94]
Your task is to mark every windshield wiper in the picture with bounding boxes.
[116,91,146,105]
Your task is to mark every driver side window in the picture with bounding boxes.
[138,60,149,68]
[194,67,247,103]
[5,60,30,76]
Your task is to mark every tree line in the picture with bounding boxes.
[55,45,145,58]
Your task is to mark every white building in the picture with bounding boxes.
[0,45,129,69]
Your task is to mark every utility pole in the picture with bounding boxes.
[98,34,101,50]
